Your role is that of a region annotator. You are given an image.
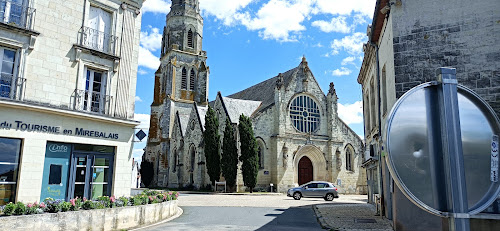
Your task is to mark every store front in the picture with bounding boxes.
[0,137,21,205]
[40,142,115,201]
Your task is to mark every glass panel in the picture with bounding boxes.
[76,166,86,182]
[0,184,15,206]
[0,138,21,163]
[74,144,114,153]
[92,167,109,183]
[74,184,85,199]
[93,158,109,167]
[48,164,62,185]
[91,183,108,199]
[3,49,15,63]
[0,164,17,182]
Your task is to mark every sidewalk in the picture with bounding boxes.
[314,203,393,231]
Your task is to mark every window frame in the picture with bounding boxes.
[0,137,22,206]
[289,94,321,133]
[82,67,108,114]
[0,45,20,99]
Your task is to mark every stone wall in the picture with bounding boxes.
[391,0,500,117]
[0,200,179,231]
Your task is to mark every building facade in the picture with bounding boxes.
[358,0,500,230]
[0,0,144,205]
[145,0,367,193]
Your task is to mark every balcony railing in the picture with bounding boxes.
[0,0,35,30]
[73,89,113,116]
[0,73,25,100]
[77,26,118,56]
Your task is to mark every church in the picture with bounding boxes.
[144,0,367,193]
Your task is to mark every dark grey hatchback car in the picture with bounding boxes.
[287,181,339,201]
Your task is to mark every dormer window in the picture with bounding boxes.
[189,69,195,91]
[181,67,187,89]
[187,29,194,48]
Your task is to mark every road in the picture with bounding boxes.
[139,194,368,231]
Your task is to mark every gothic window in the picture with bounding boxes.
[173,150,178,172]
[346,145,353,172]
[289,95,320,133]
[187,29,194,48]
[257,143,264,169]
[181,68,187,89]
[190,145,195,171]
[189,69,195,91]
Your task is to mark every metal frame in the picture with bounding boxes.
[385,68,500,230]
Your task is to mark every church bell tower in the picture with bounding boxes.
[145,0,209,186]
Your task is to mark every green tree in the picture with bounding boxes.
[203,106,221,185]
[221,118,238,190]
[238,114,259,193]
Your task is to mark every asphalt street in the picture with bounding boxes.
[143,205,323,231]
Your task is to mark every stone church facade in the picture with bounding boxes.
[144,0,367,193]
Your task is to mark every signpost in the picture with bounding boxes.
[385,68,500,231]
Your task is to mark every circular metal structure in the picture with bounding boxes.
[289,95,320,133]
[386,82,500,216]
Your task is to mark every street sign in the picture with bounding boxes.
[135,129,147,141]
[385,68,500,225]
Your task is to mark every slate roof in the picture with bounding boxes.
[196,105,208,130]
[221,97,262,124]
[227,67,298,113]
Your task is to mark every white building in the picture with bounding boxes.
[0,0,144,204]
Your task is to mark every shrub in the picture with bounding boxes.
[60,202,71,212]
[69,198,82,211]
[82,200,95,210]
[26,203,39,215]
[94,201,106,209]
[118,196,129,207]
[43,198,63,213]
[14,202,26,215]
[132,196,142,206]
[3,202,15,216]
[97,196,111,208]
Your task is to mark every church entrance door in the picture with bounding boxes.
[298,156,313,185]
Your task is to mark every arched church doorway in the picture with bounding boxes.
[298,156,313,185]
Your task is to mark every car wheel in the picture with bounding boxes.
[325,193,334,201]
[293,192,302,200]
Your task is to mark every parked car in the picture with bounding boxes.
[287,181,339,201]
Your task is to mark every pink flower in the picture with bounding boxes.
[83,197,87,202]
[39,202,46,208]
[70,199,76,206]
[168,192,172,195]
[27,203,33,208]
[148,196,153,201]
[110,196,116,203]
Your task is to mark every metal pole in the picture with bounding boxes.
[436,68,470,231]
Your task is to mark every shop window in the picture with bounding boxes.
[48,164,62,185]
[0,137,21,206]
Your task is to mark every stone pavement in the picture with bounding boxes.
[314,203,393,231]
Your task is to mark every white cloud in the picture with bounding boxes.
[138,69,148,75]
[200,0,253,25]
[313,0,376,17]
[330,67,352,76]
[140,27,163,51]
[312,16,351,33]
[338,101,363,125]
[138,46,160,70]
[142,0,171,14]
[236,0,315,42]
[135,113,151,131]
[341,56,357,66]
[132,148,145,161]
[312,42,323,48]
[135,96,143,102]
[330,32,366,56]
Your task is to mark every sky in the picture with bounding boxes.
[133,0,377,161]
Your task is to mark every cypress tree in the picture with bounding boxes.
[203,106,221,185]
[221,118,238,190]
[238,114,259,193]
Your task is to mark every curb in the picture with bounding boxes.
[130,207,184,230]
[179,191,284,196]
[313,205,333,230]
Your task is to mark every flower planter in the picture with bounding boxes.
[0,200,179,231]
